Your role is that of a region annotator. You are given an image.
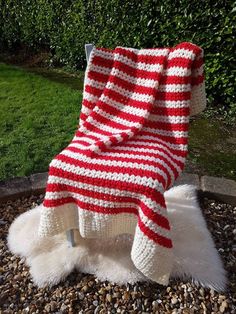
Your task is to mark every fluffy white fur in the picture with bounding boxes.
[7,184,227,291]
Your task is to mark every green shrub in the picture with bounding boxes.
[0,0,235,122]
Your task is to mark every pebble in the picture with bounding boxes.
[219,300,228,313]
[94,306,100,314]
[199,288,205,297]
[98,288,106,295]
[232,245,236,252]
[81,285,89,292]
[152,300,160,310]
[201,302,207,311]
[44,304,51,312]
[106,293,112,302]
[171,297,178,305]
[78,292,84,300]
[13,274,22,281]
[0,276,4,285]
[50,301,57,311]
[113,292,121,298]
[123,291,130,301]
[60,304,67,312]
[88,280,95,287]
[218,295,226,302]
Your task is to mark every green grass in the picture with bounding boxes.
[0,63,83,180]
[187,116,236,180]
[0,62,235,181]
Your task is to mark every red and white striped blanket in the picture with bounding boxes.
[38,41,206,285]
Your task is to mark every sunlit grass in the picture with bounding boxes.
[0,63,83,180]
[0,62,235,181]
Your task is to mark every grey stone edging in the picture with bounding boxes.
[200,175,236,206]
[0,172,236,206]
[0,172,48,202]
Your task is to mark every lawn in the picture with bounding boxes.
[0,63,83,180]
[0,62,235,181]
[187,117,236,180]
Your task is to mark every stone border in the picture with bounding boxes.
[0,172,48,202]
[174,173,236,206]
[0,172,236,206]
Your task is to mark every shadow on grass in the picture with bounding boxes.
[22,66,85,91]
[186,116,236,180]
[0,52,85,91]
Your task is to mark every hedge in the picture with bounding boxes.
[0,0,235,123]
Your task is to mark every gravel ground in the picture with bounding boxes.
[0,194,235,314]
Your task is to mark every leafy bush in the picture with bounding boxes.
[0,0,235,122]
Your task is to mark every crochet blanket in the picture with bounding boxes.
[38,41,207,285]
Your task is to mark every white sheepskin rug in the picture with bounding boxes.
[7,184,227,291]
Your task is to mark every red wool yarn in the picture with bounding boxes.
[38,42,207,285]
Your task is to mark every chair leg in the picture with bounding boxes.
[66,229,76,247]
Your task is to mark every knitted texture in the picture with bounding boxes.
[38,41,207,285]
